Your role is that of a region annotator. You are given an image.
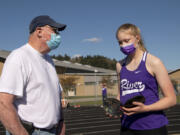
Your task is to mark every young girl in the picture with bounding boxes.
[116,23,176,135]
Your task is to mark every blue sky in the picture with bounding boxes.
[0,0,180,70]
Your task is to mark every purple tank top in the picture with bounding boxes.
[120,52,168,130]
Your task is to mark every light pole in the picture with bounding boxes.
[94,69,98,105]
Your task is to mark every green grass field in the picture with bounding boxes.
[177,95,180,103]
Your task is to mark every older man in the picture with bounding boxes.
[0,15,66,135]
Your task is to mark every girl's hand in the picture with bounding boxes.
[122,102,149,116]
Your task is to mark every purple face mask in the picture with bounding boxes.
[120,43,136,55]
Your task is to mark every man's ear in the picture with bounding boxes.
[35,27,42,38]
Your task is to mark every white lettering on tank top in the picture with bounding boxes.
[121,79,145,96]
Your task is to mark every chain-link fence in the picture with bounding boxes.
[59,73,118,107]
[59,74,180,107]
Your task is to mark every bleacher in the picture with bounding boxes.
[1,105,180,135]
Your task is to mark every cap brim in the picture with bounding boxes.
[51,22,67,31]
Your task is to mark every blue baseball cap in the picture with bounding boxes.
[29,15,66,33]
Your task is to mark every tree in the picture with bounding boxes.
[101,75,115,89]
[51,54,117,70]
[60,76,79,97]
[64,54,71,61]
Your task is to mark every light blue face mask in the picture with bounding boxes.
[46,33,61,50]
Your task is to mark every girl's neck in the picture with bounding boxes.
[127,48,144,63]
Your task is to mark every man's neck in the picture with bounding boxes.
[28,38,50,55]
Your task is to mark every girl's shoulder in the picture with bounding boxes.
[146,53,164,75]
[146,53,162,67]
[116,57,127,73]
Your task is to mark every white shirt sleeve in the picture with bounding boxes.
[0,52,26,97]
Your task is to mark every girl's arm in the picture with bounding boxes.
[116,62,122,101]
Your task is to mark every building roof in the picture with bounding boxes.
[168,68,180,75]
[0,50,10,60]
[0,49,116,74]
[53,59,115,73]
